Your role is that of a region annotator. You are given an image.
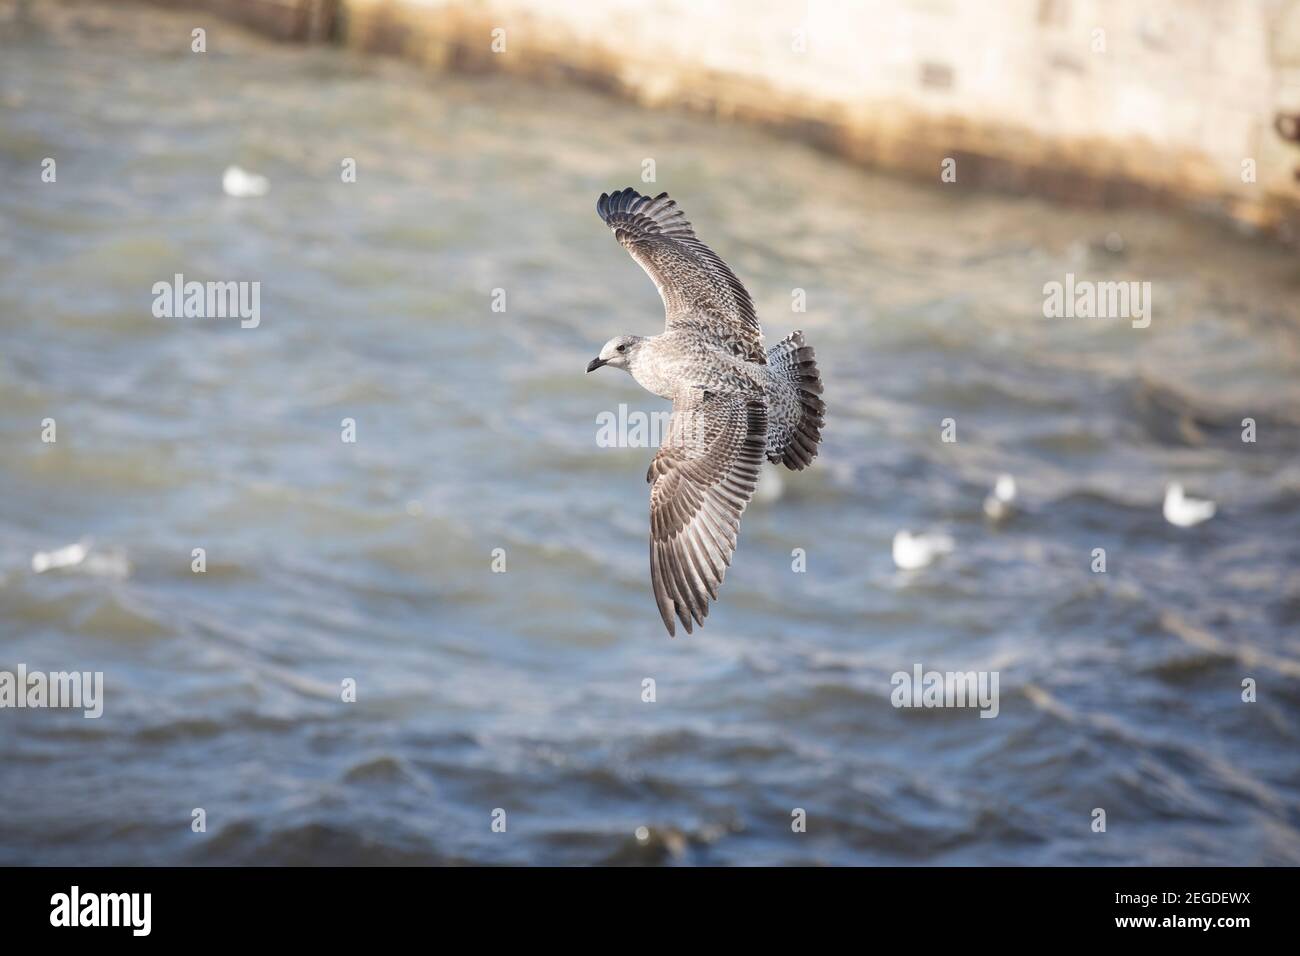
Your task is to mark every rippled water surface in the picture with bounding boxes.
[2,2,1299,865]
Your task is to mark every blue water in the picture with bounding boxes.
[1,1,1298,865]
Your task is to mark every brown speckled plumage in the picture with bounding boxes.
[590,187,825,635]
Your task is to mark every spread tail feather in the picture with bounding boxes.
[766,331,825,470]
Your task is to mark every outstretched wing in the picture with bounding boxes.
[597,187,766,364]
[647,390,767,635]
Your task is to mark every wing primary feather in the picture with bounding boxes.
[596,186,766,363]
[643,392,767,636]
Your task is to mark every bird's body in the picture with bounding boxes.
[622,329,762,401]
[588,187,825,635]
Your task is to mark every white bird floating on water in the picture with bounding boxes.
[983,473,1017,522]
[892,530,954,571]
[30,538,130,578]
[222,165,269,198]
[1163,483,1215,528]
[31,539,90,574]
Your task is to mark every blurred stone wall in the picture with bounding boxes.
[148,0,338,41]
[185,0,1300,236]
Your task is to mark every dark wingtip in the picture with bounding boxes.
[600,186,644,207]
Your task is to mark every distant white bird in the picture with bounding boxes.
[222,165,269,198]
[31,539,90,574]
[983,473,1017,521]
[892,530,954,570]
[586,187,825,636]
[1163,483,1215,528]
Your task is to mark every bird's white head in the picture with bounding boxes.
[586,335,644,374]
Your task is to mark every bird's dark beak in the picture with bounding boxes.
[586,357,606,373]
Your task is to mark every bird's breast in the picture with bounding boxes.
[633,341,765,403]
[629,359,681,400]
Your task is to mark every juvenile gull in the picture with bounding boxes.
[588,187,825,636]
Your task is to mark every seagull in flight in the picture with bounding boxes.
[587,187,825,636]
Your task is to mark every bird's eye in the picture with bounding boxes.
[616,344,628,353]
